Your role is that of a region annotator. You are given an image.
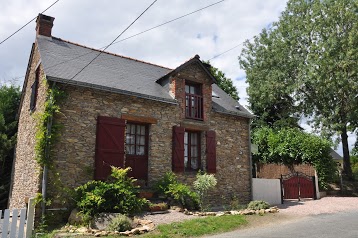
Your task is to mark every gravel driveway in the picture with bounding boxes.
[277,197,358,216]
[141,197,358,226]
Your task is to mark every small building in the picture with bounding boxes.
[9,14,253,214]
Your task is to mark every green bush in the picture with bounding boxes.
[154,172,177,197]
[154,172,199,210]
[106,214,132,232]
[75,167,148,218]
[247,200,270,210]
[168,183,199,210]
[193,172,217,211]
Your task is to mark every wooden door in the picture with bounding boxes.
[125,123,148,181]
[95,116,125,180]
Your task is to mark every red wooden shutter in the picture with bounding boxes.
[206,130,216,173]
[95,116,125,180]
[172,126,185,172]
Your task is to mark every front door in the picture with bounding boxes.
[125,123,148,181]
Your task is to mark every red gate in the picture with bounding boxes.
[281,172,317,201]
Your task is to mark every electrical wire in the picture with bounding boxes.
[46,0,226,73]
[208,23,274,61]
[70,0,158,80]
[0,0,60,46]
[9,0,226,80]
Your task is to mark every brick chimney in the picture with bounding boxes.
[36,14,55,37]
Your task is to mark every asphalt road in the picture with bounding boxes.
[206,211,358,238]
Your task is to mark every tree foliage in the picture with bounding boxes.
[240,0,358,178]
[253,127,337,189]
[0,84,21,210]
[204,61,240,101]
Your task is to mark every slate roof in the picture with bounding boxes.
[37,35,253,118]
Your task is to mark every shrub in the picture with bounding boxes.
[106,214,132,232]
[154,172,177,197]
[247,200,270,210]
[168,183,199,210]
[154,172,199,210]
[75,167,148,219]
[193,172,217,211]
[149,202,168,211]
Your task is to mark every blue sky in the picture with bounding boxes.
[0,0,354,155]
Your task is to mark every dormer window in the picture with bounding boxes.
[185,83,203,120]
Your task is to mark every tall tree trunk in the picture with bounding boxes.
[341,125,353,180]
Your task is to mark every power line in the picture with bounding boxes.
[111,0,225,46]
[70,0,158,80]
[208,23,274,61]
[30,0,225,77]
[0,0,60,46]
[11,0,226,80]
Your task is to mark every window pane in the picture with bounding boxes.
[126,135,134,145]
[191,157,198,169]
[130,124,135,134]
[140,125,146,135]
[136,145,145,155]
[191,133,197,145]
[184,156,188,168]
[126,145,135,155]
[191,145,198,157]
[137,135,145,145]
[185,85,190,93]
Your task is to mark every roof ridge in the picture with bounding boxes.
[50,36,173,70]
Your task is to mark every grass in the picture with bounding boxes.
[142,214,247,238]
[36,214,248,238]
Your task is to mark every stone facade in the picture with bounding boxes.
[10,51,252,212]
[9,42,48,209]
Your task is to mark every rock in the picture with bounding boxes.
[205,212,217,216]
[94,232,102,237]
[68,209,84,225]
[91,213,121,230]
[76,227,88,233]
[131,228,140,235]
[120,231,132,236]
[265,209,271,213]
[216,212,224,217]
[230,210,240,215]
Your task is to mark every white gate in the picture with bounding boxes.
[0,198,35,238]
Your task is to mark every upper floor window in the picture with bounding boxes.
[185,83,203,120]
[30,68,40,111]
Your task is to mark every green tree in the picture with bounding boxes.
[204,61,239,101]
[0,84,21,209]
[253,127,337,189]
[240,0,358,179]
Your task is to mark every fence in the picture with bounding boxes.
[252,178,282,205]
[0,198,35,238]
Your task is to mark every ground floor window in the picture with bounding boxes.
[125,123,147,155]
[184,131,200,170]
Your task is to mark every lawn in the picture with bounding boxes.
[141,214,247,238]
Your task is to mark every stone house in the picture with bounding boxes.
[9,14,253,213]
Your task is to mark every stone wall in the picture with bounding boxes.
[209,113,251,205]
[256,163,316,179]
[49,85,180,203]
[9,42,47,209]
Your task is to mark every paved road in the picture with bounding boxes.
[206,211,358,238]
